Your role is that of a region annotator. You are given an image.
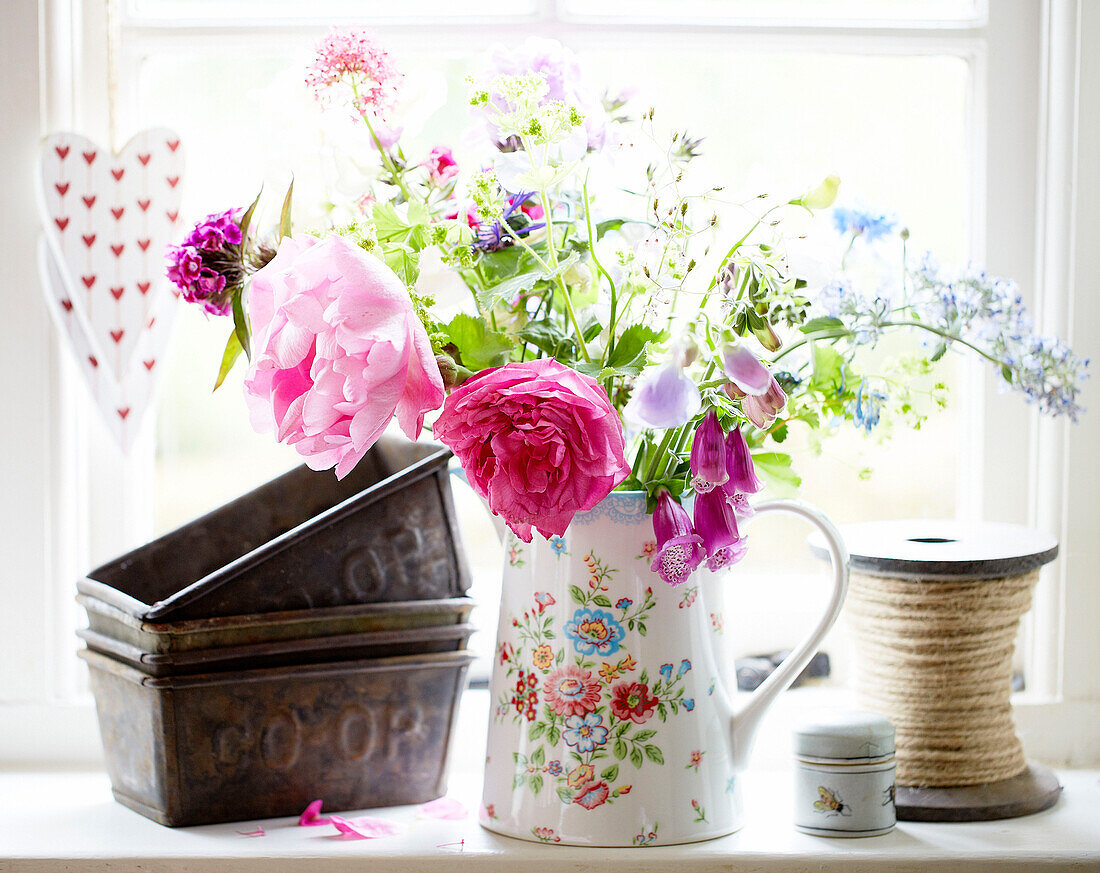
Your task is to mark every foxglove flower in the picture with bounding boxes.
[720,342,772,396]
[741,376,787,429]
[693,488,746,571]
[625,362,702,430]
[689,410,728,493]
[724,426,763,496]
[650,490,705,586]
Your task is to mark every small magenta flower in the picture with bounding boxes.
[689,410,728,493]
[741,376,787,429]
[625,361,702,430]
[423,145,459,186]
[650,490,705,586]
[719,342,772,396]
[693,488,746,571]
[724,427,763,496]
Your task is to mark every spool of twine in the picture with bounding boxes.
[846,569,1039,788]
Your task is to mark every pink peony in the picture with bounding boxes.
[243,234,444,479]
[434,358,629,541]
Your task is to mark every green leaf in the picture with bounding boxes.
[639,669,649,685]
[513,752,526,764]
[513,773,526,789]
[637,623,647,637]
[595,218,626,240]
[519,320,568,356]
[548,725,561,746]
[751,451,801,497]
[477,269,546,310]
[444,313,513,371]
[568,584,586,606]
[633,730,657,742]
[237,188,263,241]
[608,324,665,369]
[231,288,251,361]
[613,739,628,760]
[529,722,546,741]
[600,764,619,781]
[557,785,574,803]
[382,242,421,286]
[278,178,293,240]
[810,344,846,394]
[630,746,644,769]
[530,774,544,795]
[592,595,612,608]
[644,744,664,765]
[372,202,407,240]
[800,315,845,334]
[531,745,546,766]
[213,329,244,391]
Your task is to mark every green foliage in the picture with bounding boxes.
[443,314,513,371]
[750,452,801,497]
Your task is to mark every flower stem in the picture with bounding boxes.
[350,80,413,201]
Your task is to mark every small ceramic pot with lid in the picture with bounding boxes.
[793,710,896,837]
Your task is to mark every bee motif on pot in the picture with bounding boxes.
[813,786,852,817]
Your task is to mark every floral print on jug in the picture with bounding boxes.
[496,553,697,811]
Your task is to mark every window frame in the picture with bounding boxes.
[3,0,1096,766]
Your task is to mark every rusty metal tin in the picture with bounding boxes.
[78,622,476,677]
[80,647,475,827]
[78,594,474,654]
[78,438,470,621]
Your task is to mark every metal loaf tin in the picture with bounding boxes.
[78,438,470,622]
[78,593,474,654]
[80,647,475,827]
[78,622,476,677]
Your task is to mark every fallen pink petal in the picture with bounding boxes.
[236,826,265,837]
[330,814,401,839]
[298,799,331,827]
[417,797,468,820]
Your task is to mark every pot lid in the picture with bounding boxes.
[808,519,1058,580]
[794,710,895,760]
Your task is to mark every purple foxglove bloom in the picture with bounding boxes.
[689,410,728,493]
[720,342,772,396]
[650,490,705,587]
[724,426,763,495]
[728,491,755,518]
[742,376,787,429]
[693,488,744,571]
[625,362,702,430]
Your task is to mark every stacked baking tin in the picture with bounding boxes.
[77,438,475,827]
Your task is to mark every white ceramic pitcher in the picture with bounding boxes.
[478,491,848,846]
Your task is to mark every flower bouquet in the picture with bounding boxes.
[167,29,1086,578]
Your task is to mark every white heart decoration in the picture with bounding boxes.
[36,129,184,450]
[37,238,177,449]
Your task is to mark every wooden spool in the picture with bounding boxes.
[811,519,1061,822]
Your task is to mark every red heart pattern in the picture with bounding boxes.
[38,129,183,450]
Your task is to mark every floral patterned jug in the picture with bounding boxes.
[479,492,849,846]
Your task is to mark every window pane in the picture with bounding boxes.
[560,0,984,25]
[126,0,537,20]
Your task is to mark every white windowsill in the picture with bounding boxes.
[4,690,1100,872]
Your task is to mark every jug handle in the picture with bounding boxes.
[729,499,849,771]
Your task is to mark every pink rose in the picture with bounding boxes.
[434,358,629,541]
[243,234,444,478]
